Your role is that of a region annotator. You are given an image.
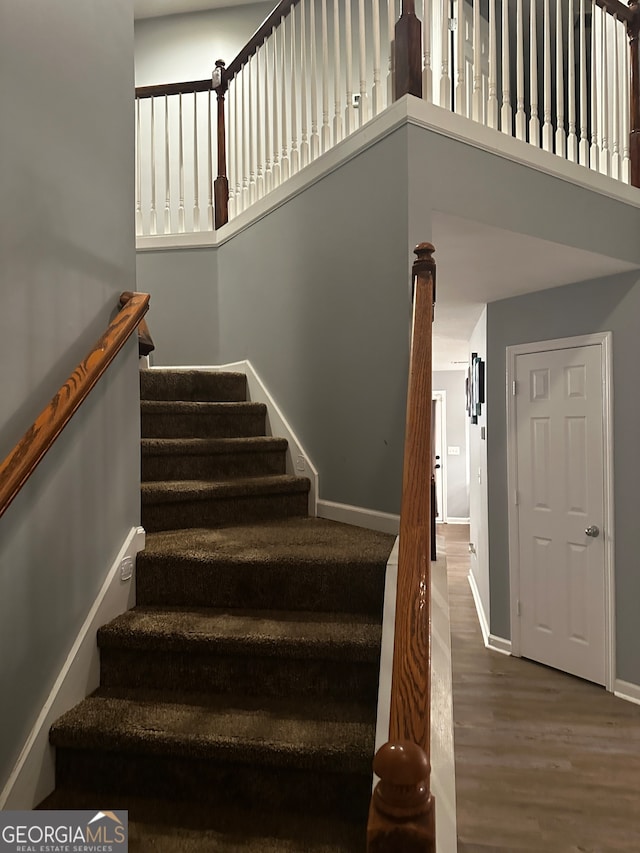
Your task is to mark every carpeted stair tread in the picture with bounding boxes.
[140,400,267,440]
[50,689,375,773]
[141,400,265,416]
[142,436,288,456]
[98,606,382,661]
[39,791,366,852]
[141,369,247,403]
[141,474,310,504]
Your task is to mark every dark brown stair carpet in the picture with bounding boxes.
[141,436,288,480]
[141,368,247,402]
[141,400,267,439]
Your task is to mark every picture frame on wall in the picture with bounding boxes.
[466,352,485,423]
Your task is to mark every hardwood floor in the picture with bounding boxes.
[440,523,640,853]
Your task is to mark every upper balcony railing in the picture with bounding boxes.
[134,0,639,237]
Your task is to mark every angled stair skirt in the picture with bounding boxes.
[40,367,396,852]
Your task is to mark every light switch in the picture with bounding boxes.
[447,446,460,456]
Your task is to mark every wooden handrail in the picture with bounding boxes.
[223,1,299,82]
[135,79,213,99]
[0,292,151,522]
[596,0,635,24]
[367,244,436,853]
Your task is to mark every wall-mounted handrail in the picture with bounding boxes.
[0,292,151,522]
[367,243,437,853]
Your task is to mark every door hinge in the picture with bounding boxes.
[516,600,521,617]
[448,17,457,30]
[512,380,517,396]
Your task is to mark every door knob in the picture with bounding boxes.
[585,525,600,538]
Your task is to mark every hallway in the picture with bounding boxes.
[440,523,640,852]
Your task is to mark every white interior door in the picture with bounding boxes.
[433,392,447,522]
[512,342,608,685]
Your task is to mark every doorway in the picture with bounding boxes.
[433,391,447,522]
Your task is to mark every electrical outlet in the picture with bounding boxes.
[120,556,134,582]
[296,455,306,472]
[352,93,361,108]
[447,446,460,456]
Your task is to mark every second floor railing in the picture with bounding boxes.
[134,0,640,237]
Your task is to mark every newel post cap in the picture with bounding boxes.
[372,741,432,818]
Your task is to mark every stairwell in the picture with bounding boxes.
[42,368,395,851]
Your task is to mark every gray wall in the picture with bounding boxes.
[0,0,138,788]
[433,370,469,520]
[487,271,640,684]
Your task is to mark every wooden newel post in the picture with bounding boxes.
[213,59,229,229]
[629,1,640,188]
[367,741,436,853]
[394,1,423,100]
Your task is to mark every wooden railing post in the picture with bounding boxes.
[213,59,229,229]
[629,0,640,187]
[394,1,423,100]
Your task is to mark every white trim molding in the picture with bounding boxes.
[317,499,400,535]
[487,634,512,656]
[446,517,471,524]
[468,570,512,656]
[506,332,615,691]
[0,526,145,810]
[614,679,640,706]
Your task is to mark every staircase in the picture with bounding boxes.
[43,368,395,852]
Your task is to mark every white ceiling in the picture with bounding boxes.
[134,0,262,19]
[431,211,638,371]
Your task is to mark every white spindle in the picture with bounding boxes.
[456,0,466,115]
[487,0,498,126]
[164,97,171,232]
[290,9,300,174]
[235,76,244,215]
[271,30,281,188]
[229,80,237,219]
[264,42,273,193]
[256,48,266,196]
[346,0,354,132]
[611,14,620,179]
[424,0,432,104]
[529,0,540,145]
[372,0,382,116]
[358,0,369,122]
[515,0,526,139]
[321,0,331,146]
[542,0,553,152]
[207,90,214,228]
[193,93,200,231]
[242,67,249,207]
[622,24,630,182]
[310,0,320,159]
[567,0,577,161]
[178,93,185,232]
[300,0,310,165]
[281,19,291,180]
[579,0,588,164]
[501,0,512,132]
[555,0,565,156]
[150,98,157,235]
[472,0,482,121]
[388,0,396,105]
[600,9,610,175]
[590,0,599,171]
[136,99,143,236]
[249,55,257,203]
[333,0,344,140]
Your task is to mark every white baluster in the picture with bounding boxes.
[207,90,214,228]
[300,0,310,165]
[542,0,553,152]
[281,19,291,179]
[242,67,249,208]
[567,0,577,161]
[346,0,354,132]
[248,55,257,203]
[600,9,610,175]
[358,0,369,122]
[263,44,273,193]
[555,0,565,156]
[456,0,466,115]
[228,80,237,220]
[529,0,540,145]
[501,0,512,132]
[487,0,498,126]
[578,0,588,164]
[272,30,282,187]
[235,77,244,215]
[388,0,396,105]
[193,92,200,231]
[590,0,599,170]
[136,99,143,236]
[515,0,526,139]
[256,48,265,196]
[321,0,331,146]
[472,0,482,121]
[372,0,383,116]
[150,98,157,235]
[611,14,620,179]
[333,0,344,140]
[178,93,185,232]
[423,0,432,104]
[290,9,300,174]
[310,0,320,158]
[621,23,630,182]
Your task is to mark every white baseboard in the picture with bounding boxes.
[152,362,319,515]
[0,525,145,810]
[487,634,512,655]
[445,517,470,524]
[614,678,640,705]
[317,499,400,535]
[374,537,399,757]
[467,570,512,656]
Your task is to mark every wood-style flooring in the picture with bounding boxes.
[441,523,640,853]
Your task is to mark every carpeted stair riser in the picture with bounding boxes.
[141,401,267,439]
[142,438,288,481]
[141,369,247,403]
[142,489,309,532]
[55,747,372,823]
